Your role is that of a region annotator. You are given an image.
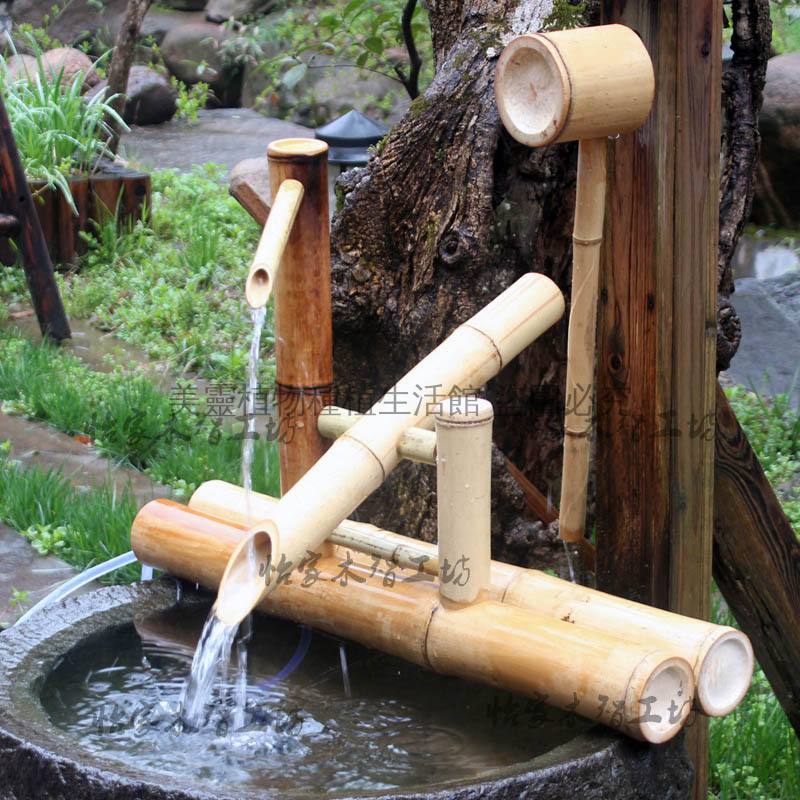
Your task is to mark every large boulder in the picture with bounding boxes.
[42,46,100,89]
[753,53,800,226]
[10,0,128,46]
[205,0,273,23]
[4,53,37,81]
[161,20,241,105]
[87,65,178,125]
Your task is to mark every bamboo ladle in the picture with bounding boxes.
[495,24,655,542]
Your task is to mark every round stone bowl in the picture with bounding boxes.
[0,580,693,800]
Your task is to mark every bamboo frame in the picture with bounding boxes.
[495,26,655,543]
[132,499,694,743]
[435,397,493,604]
[215,273,564,626]
[318,406,437,464]
[244,178,304,309]
[188,480,753,717]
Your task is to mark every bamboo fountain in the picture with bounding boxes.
[0,24,754,800]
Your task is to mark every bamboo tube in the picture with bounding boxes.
[215,273,564,626]
[495,26,654,543]
[131,499,694,743]
[318,406,437,464]
[435,397,493,604]
[268,138,333,493]
[494,25,655,148]
[244,178,304,309]
[189,480,753,716]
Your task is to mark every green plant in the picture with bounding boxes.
[0,36,126,212]
[171,77,210,124]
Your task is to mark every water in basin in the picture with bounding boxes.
[40,600,589,795]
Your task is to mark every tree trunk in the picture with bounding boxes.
[105,0,153,155]
[329,0,769,566]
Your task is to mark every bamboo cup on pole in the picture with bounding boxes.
[132,498,694,743]
[189,480,753,717]
[435,397,493,604]
[244,178,304,309]
[214,273,564,626]
[268,138,333,494]
[495,25,655,542]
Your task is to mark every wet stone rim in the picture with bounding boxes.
[0,579,693,800]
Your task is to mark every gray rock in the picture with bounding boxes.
[205,0,273,24]
[229,156,270,223]
[140,8,207,46]
[10,0,128,46]
[87,66,178,126]
[754,53,800,225]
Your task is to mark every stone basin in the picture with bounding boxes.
[0,579,693,799]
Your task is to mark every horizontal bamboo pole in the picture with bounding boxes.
[132,499,694,743]
[244,178,304,309]
[318,406,437,464]
[215,273,565,626]
[189,480,753,716]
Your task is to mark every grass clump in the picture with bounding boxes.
[0,328,280,499]
[62,165,270,385]
[0,441,141,584]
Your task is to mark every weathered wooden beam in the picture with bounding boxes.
[596,2,720,796]
[713,381,800,737]
[0,91,70,341]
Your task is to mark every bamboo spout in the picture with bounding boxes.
[188,480,753,717]
[132,499,694,743]
[244,178,304,309]
[215,273,564,626]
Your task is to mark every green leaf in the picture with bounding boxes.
[343,0,366,18]
[356,51,370,67]
[281,62,308,90]
[318,13,339,29]
[364,36,384,55]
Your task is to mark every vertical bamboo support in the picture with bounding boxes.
[268,139,333,494]
[435,397,493,604]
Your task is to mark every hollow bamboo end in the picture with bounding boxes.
[267,138,329,160]
[634,656,695,743]
[245,267,272,309]
[495,33,570,147]
[697,630,754,717]
[215,524,276,626]
[434,396,494,426]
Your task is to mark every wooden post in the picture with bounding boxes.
[713,381,800,736]
[596,3,721,797]
[267,139,333,493]
[0,92,70,341]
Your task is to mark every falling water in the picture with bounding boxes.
[547,482,576,584]
[339,642,351,697]
[181,306,267,728]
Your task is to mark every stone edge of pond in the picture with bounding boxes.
[0,579,693,800]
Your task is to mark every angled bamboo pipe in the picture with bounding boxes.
[215,273,565,626]
[132,499,695,743]
[244,178,304,309]
[190,480,753,717]
[495,25,655,542]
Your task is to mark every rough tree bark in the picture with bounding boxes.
[105,0,153,154]
[329,0,770,565]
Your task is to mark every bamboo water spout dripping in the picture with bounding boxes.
[214,273,565,627]
[495,25,655,542]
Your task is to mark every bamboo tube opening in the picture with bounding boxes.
[635,657,695,743]
[244,178,304,309]
[696,631,754,716]
[215,524,276,624]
